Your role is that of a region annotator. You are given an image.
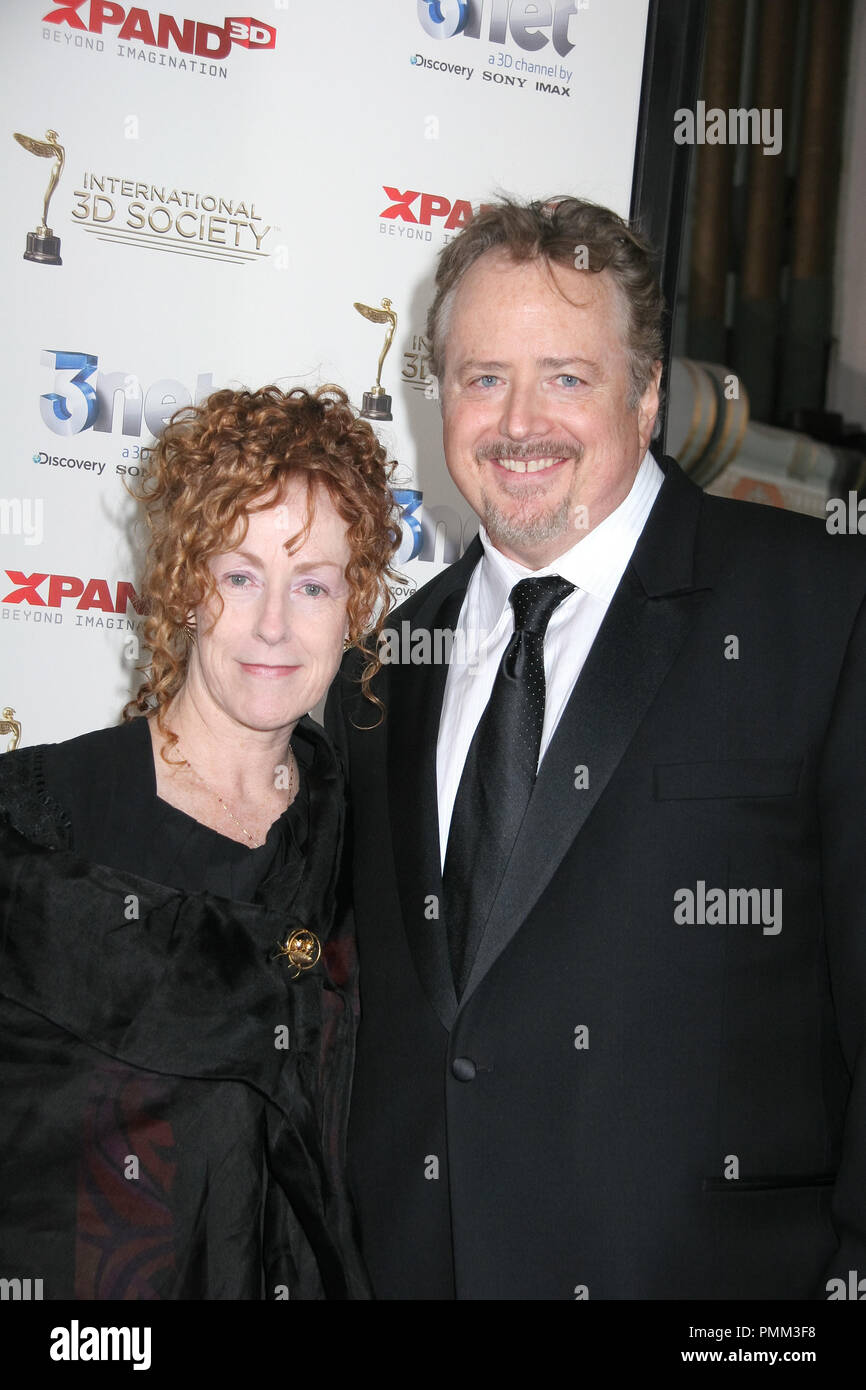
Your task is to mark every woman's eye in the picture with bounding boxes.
[226,573,251,588]
[301,582,325,598]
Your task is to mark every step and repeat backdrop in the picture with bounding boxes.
[1,0,650,747]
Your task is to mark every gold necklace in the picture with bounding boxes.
[174,741,297,845]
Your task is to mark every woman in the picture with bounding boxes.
[0,384,398,1299]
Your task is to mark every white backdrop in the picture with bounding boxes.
[1,0,649,746]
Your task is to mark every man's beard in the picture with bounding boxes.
[477,441,582,555]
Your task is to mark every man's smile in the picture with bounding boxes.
[491,456,570,474]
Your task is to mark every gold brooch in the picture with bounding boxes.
[277,929,321,978]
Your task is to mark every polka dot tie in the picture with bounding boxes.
[443,575,575,996]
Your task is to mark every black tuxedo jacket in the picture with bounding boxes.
[326,457,866,1300]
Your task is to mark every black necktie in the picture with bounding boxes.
[443,575,575,996]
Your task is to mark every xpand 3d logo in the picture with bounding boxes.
[416,0,579,57]
[42,3,276,56]
[2,571,143,619]
[380,186,477,232]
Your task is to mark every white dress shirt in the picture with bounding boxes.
[436,450,664,868]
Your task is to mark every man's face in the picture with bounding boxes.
[440,252,660,569]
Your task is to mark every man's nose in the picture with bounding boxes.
[498,380,552,441]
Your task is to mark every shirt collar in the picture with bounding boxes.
[475,450,664,632]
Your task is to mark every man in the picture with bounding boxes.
[326,197,866,1300]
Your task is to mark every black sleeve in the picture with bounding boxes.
[817,590,866,1293]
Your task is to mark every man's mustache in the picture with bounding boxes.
[476,441,581,461]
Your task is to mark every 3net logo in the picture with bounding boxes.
[3,571,143,613]
[42,4,277,54]
[416,0,579,57]
[380,186,488,231]
[39,350,214,441]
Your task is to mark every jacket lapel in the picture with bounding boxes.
[387,538,482,1029]
[461,460,713,1005]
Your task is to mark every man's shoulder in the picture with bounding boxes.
[696,484,866,578]
[328,541,482,730]
[387,536,483,627]
[656,456,866,586]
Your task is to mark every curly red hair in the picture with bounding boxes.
[123,383,400,731]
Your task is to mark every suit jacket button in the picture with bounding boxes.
[451,1056,476,1082]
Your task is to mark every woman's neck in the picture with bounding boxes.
[160,687,297,803]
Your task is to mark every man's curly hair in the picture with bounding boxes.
[123,383,400,729]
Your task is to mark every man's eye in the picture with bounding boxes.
[557,374,581,388]
[474,375,498,388]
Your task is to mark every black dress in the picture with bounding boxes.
[0,715,370,1300]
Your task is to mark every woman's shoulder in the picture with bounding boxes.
[292,713,340,782]
[0,720,149,848]
[40,718,147,779]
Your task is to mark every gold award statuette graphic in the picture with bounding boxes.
[1,708,22,752]
[13,128,65,265]
[354,297,397,420]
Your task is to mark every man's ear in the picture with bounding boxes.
[637,360,662,451]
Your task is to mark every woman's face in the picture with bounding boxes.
[186,480,352,740]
